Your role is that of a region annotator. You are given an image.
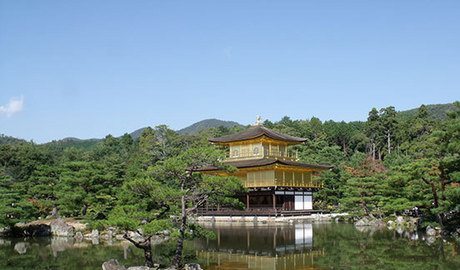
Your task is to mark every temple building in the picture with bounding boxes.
[199,122,331,216]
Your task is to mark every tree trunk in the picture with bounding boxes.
[387,131,391,155]
[368,142,375,160]
[431,182,439,208]
[172,184,187,269]
[143,241,154,268]
[81,204,87,216]
[342,141,348,156]
[123,234,153,267]
[440,171,447,201]
[429,181,445,228]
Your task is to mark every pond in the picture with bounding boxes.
[0,222,459,270]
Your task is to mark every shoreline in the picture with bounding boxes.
[194,213,349,225]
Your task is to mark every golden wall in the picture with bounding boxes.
[241,169,321,188]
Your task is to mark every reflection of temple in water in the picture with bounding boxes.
[193,224,324,270]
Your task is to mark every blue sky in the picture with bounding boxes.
[1,0,459,143]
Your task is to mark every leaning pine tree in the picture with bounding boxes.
[150,146,245,269]
[107,177,177,267]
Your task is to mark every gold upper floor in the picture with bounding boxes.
[240,167,322,188]
[225,137,299,162]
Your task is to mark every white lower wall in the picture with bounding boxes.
[303,195,312,210]
[294,195,313,210]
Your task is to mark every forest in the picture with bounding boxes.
[1,102,459,265]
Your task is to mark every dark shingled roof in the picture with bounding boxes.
[197,158,332,171]
[209,125,307,144]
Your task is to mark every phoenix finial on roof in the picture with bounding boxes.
[255,115,262,126]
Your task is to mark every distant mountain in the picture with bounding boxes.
[399,102,458,120]
[129,127,147,140]
[2,102,456,145]
[177,119,243,135]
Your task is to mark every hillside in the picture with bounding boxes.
[399,102,458,120]
[0,134,26,145]
[177,119,243,135]
[44,137,101,149]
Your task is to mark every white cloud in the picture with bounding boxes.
[0,96,24,117]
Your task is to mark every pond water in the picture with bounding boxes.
[0,222,459,270]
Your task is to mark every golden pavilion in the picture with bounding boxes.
[199,121,331,216]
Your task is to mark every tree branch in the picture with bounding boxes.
[123,232,144,249]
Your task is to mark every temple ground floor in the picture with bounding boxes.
[198,187,328,217]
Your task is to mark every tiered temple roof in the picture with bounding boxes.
[209,125,307,144]
[199,158,331,171]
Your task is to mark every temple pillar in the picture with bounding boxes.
[246,193,250,210]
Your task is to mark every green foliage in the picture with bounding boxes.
[0,102,459,234]
[0,172,35,227]
[199,175,245,209]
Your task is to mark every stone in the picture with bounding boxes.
[368,219,386,227]
[395,216,405,225]
[107,227,116,237]
[91,229,100,238]
[102,259,127,270]
[50,219,75,237]
[0,226,11,236]
[426,236,436,245]
[92,237,100,245]
[75,231,83,241]
[101,261,159,270]
[159,229,170,236]
[14,242,28,254]
[126,230,144,242]
[107,230,114,240]
[426,226,437,236]
[184,263,203,270]
[354,217,370,227]
[91,229,100,244]
[387,220,396,229]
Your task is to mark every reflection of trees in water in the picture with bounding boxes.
[195,223,460,270]
[0,237,146,269]
[312,223,460,270]
[0,224,459,269]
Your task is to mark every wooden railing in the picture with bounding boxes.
[227,149,298,161]
[244,179,323,189]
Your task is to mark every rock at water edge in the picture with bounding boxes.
[102,259,127,270]
[354,217,370,227]
[184,263,203,270]
[50,219,75,237]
